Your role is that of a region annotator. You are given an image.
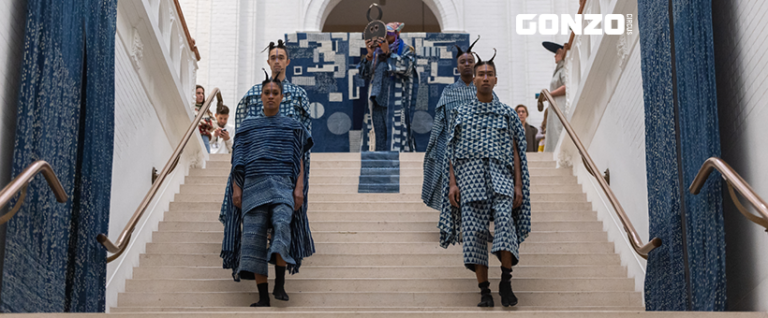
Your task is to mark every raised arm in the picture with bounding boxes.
[358,52,375,80]
[386,46,415,76]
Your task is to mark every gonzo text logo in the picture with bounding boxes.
[516,14,629,35]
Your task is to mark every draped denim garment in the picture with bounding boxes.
[438,100,531,253]
[422,81,497,210]
[221,81,315,276]
[220,116,313,281]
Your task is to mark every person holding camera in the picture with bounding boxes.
[211,105,235,154]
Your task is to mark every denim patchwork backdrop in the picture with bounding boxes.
[638,0,725,311]
[284,32,469,152]
[1,0,116,313]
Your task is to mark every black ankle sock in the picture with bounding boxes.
[477,281,494,307]
[273,265,289,301]
[250,283,270,307]
[501,266,512,282]
[499,266,517,307]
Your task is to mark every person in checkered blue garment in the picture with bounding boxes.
[438,50,531,308]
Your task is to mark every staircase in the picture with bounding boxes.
[105,152,738,316]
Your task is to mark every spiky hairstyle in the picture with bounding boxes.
[262,39,290,59]
[473,48,498,75]
[455,35,480,61]
[261,68,284,93]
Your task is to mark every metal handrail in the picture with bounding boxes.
[537,89,662,259]
[0,161,68,224]
[564,0,588,52]
[689,157,768,230]
[98,88,223,262]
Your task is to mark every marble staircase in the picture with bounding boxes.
[96,152,766,317]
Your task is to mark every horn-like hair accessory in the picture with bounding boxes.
[473,52,483,64]
[261,40,288,53]
[473,48,497,64]
[455,35,481,58]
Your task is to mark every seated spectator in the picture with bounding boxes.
[211,105,235,154]
[194,85,215,153]
[515,104,539,153]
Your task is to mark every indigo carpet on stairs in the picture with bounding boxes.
[358,152,400,193]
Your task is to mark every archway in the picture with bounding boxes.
[322,0,440,33]
[301,0,463,32]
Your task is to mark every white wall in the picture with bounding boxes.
[0,0,27,298]
[178,0,580,130]
[105,0,205,311]
[554,0,649,294]
[576,42,648,292]
[711,0,768,311]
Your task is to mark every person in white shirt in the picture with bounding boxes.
[210,105,235,154]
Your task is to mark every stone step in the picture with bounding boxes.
[116,290,643,308]
[124,277,634,293]
[152,230,608,244]
[209,151,555,162]
[163,211,598,223]
[307,176,579,186]
[99,310,768,317]
[189,167,573,178]
[173,193,588,203]
[107,308,646,315]
[180,184,585,195]
[132,265,628,280]
[144,241,615,255]
[207,154,231,162]
[111,152,654,314]
[139,253,622,267]
[107,308,666,316]
[314,168,409,177]
[168,201,593,213]
[204,160,558,170]
[158,221,604,232]
[182,175,579,186]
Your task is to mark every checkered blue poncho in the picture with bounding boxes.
[422,81,497,210]
[438,99,532,249]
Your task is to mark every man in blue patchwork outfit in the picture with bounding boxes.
[438,50,531,308]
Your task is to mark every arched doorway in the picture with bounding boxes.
[322,0,441,33]
[300,0,462,32]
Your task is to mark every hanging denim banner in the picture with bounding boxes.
[639,0,725,311]
[1,0,116,313]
